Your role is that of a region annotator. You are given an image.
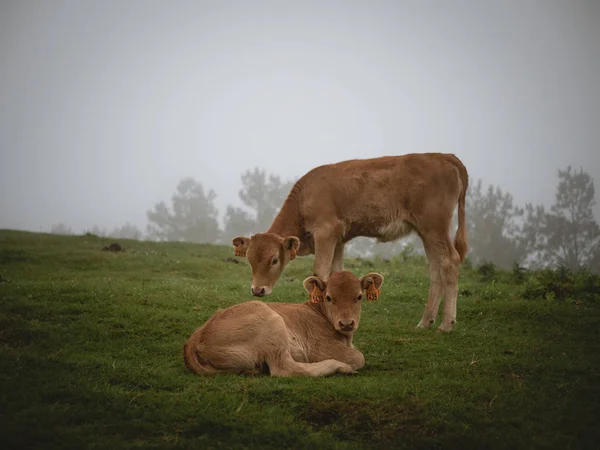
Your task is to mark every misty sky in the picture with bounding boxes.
[1,0,599,234]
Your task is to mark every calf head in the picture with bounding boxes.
[233,233,300,297]
[303,271,384,335]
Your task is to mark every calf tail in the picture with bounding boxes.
[445,154,468,263]
[454,184,467,263]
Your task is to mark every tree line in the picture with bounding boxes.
[51,165,600,273]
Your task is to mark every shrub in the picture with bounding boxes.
[462,257,473,270]
[477,261,497,282]
[512,262,528,283]
[522,266,600,303]
[399,243,414,262]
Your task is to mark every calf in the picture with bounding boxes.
[233,153,468,332]
[184,271,383,377]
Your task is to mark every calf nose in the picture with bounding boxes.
[338,319,355,331]
[251,286,266,297]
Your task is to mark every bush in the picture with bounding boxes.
[462,257,473,270]
[512,262,528,283]
[573,268,600,303]
[522,266,600,303]
[399,243,414,262]
[477,261,497,282]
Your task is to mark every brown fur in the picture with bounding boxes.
[184,271,383,377]
[233,153,468,332]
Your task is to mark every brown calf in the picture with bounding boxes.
[233,153,468,332]
[184,271,383,377]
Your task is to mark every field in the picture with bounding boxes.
[1,230,599,449]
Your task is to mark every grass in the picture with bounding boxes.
[1,230,599,449]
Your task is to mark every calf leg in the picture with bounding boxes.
[438,239,460,332]
[268,342,365,377]
[312,225,340,278]
[268,353,354,377]
[417,238,445,329]
[330,241,345,274]
[309,343,365,371]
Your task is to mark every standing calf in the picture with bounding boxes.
[233,153,468,332]
[184,271,383,377]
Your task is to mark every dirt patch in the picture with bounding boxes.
[0,322,42,348]
[297,397,438,445]
[0,249,32,264]
[102,243,122,252]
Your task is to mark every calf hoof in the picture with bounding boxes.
[437,320,456,333]
[336,363,356,375]
[416,318,435,329]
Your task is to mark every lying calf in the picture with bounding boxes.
[184,271,384,377]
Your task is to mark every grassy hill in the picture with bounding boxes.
[1,230,599,449]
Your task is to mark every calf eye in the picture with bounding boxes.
[326,295,332,302]
[357,294,363,302]
[272,258,278,265]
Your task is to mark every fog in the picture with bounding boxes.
[1,0,599,234]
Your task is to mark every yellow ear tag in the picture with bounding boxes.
[290,247,297,260]
[309,284,325,303]
[366,284,380,302]
[234,244,246,257]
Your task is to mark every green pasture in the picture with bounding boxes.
[1,230,599,449]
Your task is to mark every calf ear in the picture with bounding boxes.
[303,276,326,303]
[283,236,300,260]
[232,237,250,257]
[360,272,384,301]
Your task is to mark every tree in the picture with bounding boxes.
[588,245,600,274]
[109,223,143,240]
[372,237,424,260]
[146,177,221,243]
[466,179,526,268]
[85,225,107,237]
[222,206,255,243]
[541,166,600,270]
[345,237,376,258]
[50,223,72,235]
[520,203,548,268]
[238,168,294,231]
[344,235,423,259]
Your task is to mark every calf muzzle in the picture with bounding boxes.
[251,286,267,297]
[338,319,356,332]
